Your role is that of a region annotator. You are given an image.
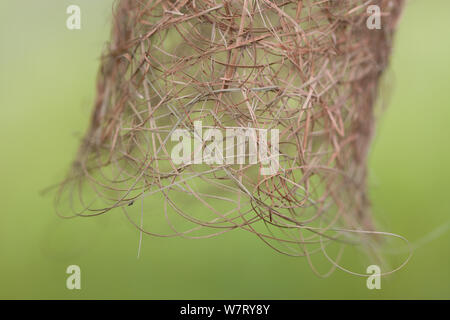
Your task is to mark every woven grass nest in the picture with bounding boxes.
[56,0,407,275]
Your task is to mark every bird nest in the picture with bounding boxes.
[56,0,406,273]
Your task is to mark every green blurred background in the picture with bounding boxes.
[0,0,449,299]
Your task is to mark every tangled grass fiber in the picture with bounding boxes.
[56,0,407,275]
